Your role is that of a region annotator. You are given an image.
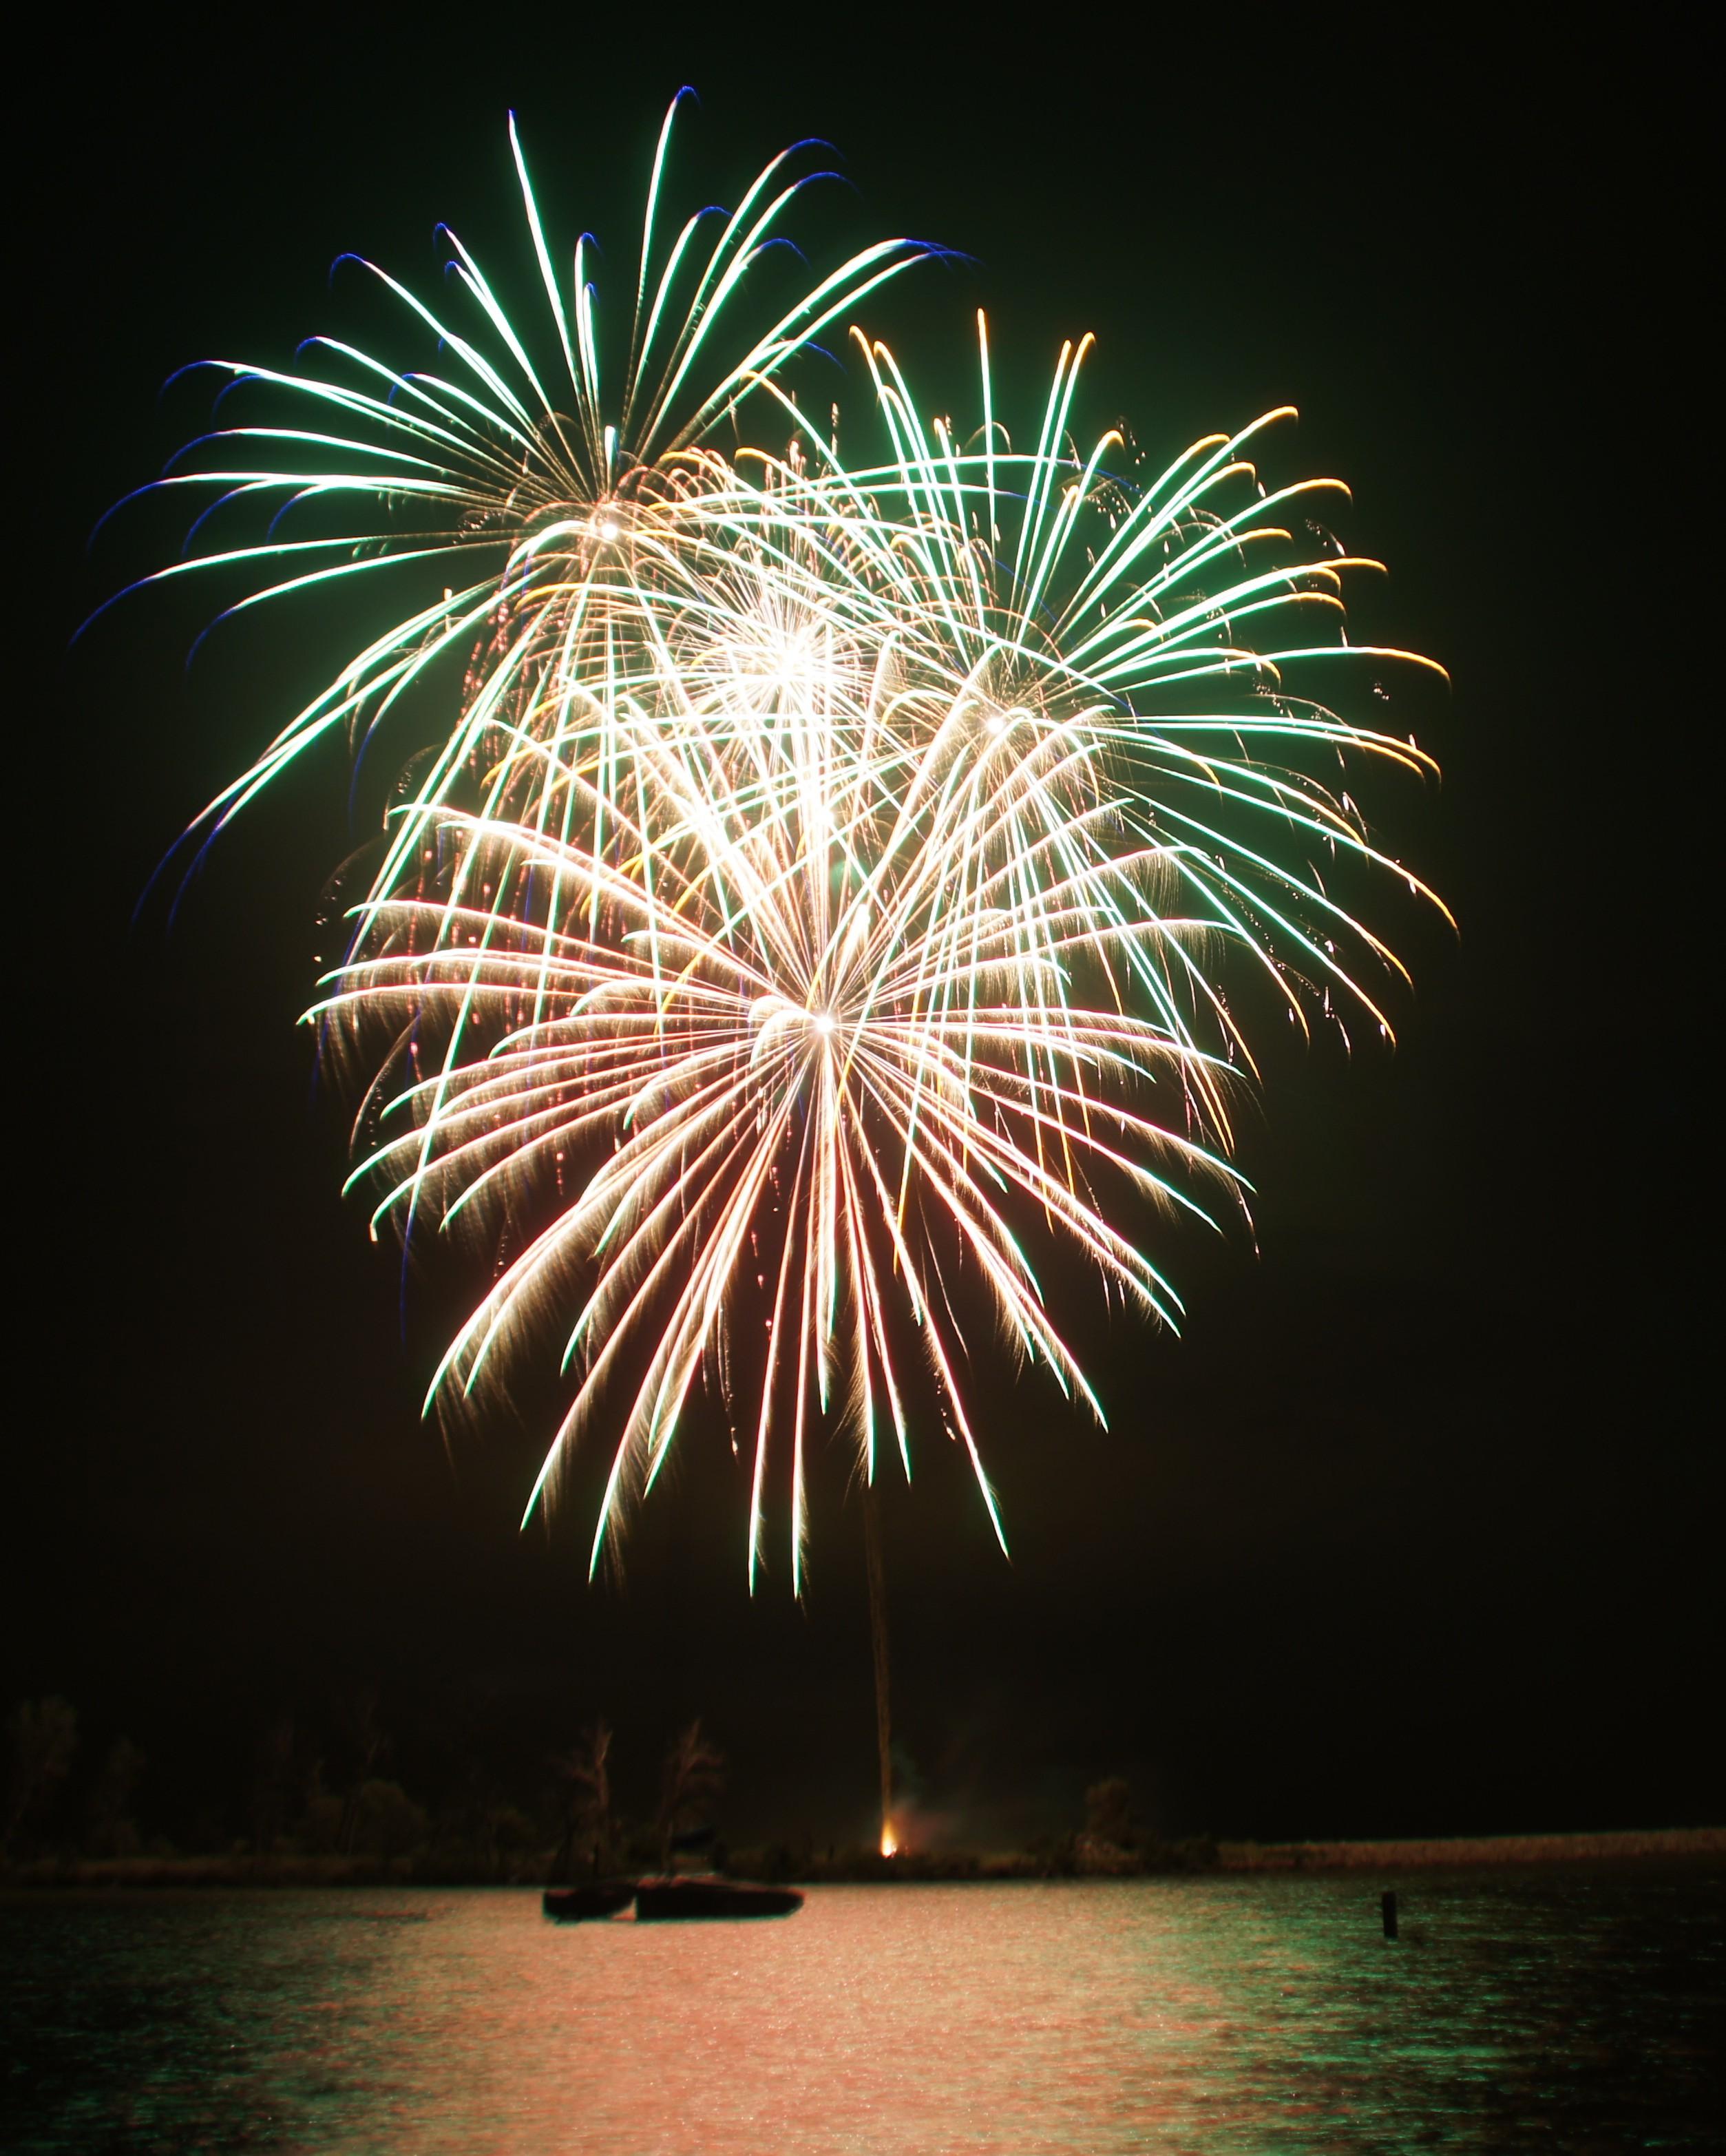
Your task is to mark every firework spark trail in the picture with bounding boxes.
[314,627,1272,1589]
[91,98,933,925]
[104,103,1449,1585]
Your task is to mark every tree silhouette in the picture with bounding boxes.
[87,1737,147,1858]
[337,1688,389,1855]
[5,1697,78,1856]
[250,1713,295,1856]
[556,1719,617,1879]
[657,1720,724,1872]
[1084,1776,1135,1851]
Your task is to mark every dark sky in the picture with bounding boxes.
[10,16,1710,1850]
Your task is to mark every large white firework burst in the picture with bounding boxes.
[105,103,1448,1584]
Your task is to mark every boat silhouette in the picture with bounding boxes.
[541,1880,636,1922]
[633,1874,803,1920]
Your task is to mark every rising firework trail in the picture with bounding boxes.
[98,101,1449,1695]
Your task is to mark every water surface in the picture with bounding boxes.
[5,1870,1721,2152]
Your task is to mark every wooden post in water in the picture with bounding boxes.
[1381,1890,1399,1940]
[862,1481,893,1850]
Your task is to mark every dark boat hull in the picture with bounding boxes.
[634,1876,803,1921]
[542,1882,635,1922]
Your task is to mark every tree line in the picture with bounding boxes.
[6,1694,1215,1881]
[3,1693,729,1883]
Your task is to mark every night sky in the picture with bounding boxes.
[10,18,1710,1852]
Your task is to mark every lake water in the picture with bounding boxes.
[4,1871,1722,2153]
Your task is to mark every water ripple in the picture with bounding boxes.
[3,1870,1722,2153]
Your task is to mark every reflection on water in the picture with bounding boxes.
[3,1871,1722,2152]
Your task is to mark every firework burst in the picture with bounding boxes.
[105,104,1447,1584]
[93,92,930,910]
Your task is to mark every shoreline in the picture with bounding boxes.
[4,1825,1720,1892]
[1212,1825,1726,1872]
